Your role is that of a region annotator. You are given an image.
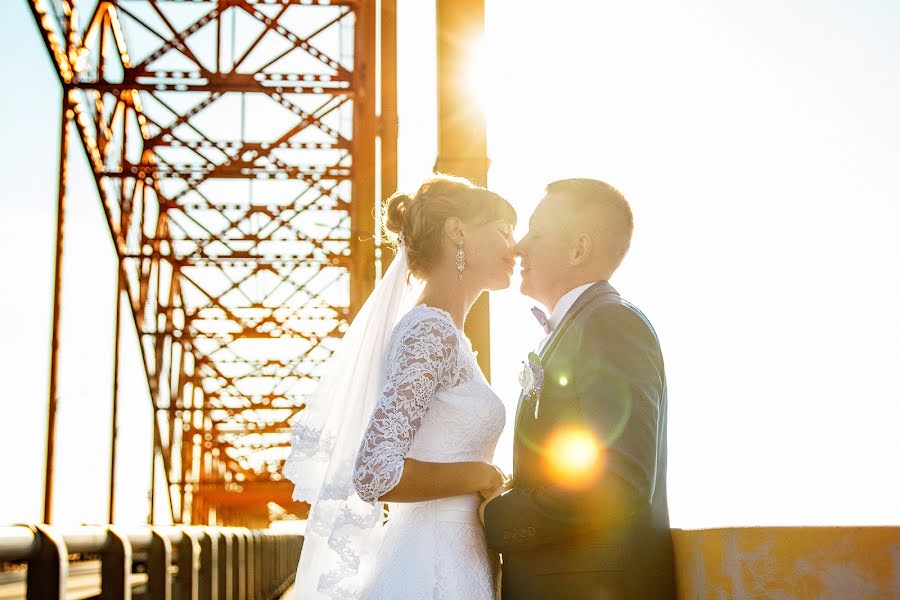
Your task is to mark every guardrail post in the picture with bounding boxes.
[272,534,280,591]
[101,526,132,600]
[256,532,263,598]
[286,536,301,594]
[216,529,232,600]
[265,533,272,597]
[272,534,280,595]
[272,535,284,589]
[175,528,199,600]
[196,528,218,600]
[147,528,172,600]
[1,526,302,600]
[231,530,244,599]
[26,525,68,600]
[283,535,290,587]
[254,532,263,599]
[243,530,255,600]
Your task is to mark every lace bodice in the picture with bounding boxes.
[352,305,504,504]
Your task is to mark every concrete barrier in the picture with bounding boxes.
[673,527,900,599]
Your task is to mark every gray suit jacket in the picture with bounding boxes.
[484,282,675,599]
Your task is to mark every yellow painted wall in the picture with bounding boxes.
[672,527,900,599]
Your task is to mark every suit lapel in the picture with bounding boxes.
[513,281,619,469]
[538,281,618,362]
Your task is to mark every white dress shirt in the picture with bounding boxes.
[538,282,598,351]
[548,282,597,331]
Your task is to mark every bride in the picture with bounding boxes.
[284,175,518,599]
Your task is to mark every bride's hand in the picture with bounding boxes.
[483,474,513,498]
[476,463,507,498]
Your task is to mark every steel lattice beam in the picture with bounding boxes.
[30,0,390,526]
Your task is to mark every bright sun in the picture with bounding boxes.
[465,36,495,114]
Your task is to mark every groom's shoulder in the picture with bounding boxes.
[575,293,658,342]
[576,291,638,322]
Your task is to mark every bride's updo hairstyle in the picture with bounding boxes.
[384,174,515,279]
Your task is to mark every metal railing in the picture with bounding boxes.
[0,525,302,599]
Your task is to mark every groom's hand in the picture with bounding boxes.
[478,477,512,525]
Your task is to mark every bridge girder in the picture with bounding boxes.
[30,0,393,526]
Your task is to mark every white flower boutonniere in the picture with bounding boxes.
[518,352,545,418]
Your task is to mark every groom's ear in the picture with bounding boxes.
[569,233,592,266]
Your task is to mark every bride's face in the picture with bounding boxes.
[461,218,517,291]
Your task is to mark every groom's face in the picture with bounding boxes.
[515,193,574,310]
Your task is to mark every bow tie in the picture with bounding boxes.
[531,306,552,335]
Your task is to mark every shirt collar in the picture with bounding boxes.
[548,282,598,331]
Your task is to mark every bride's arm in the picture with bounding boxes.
[379,458,504,503]
[352,314,505,504]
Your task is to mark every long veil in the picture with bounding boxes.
[283,246,423,599]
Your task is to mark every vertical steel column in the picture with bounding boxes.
[43,91,71,525]
[149,419,157,525]
[434,0,491,379]
[380,0,399,270]
[350,0,379,315]
[109,265,123,524]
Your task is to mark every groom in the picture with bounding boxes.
[482,179,675,599]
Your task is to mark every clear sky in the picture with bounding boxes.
[2,0,899,529]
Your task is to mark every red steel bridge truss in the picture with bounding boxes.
[28,0,397,527]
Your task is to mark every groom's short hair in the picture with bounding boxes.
[545,178,633,272]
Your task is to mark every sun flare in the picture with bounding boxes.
[544,427,605,490]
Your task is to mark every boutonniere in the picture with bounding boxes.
[518,352,545,418]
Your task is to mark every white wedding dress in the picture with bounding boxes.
[352,305,506,599]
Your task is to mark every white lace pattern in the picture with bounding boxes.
[355,306,505,599]
[353,308,474,503]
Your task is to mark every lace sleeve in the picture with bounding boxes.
[352,312,458,503]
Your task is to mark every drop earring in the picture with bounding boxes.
[455,240,466,280]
